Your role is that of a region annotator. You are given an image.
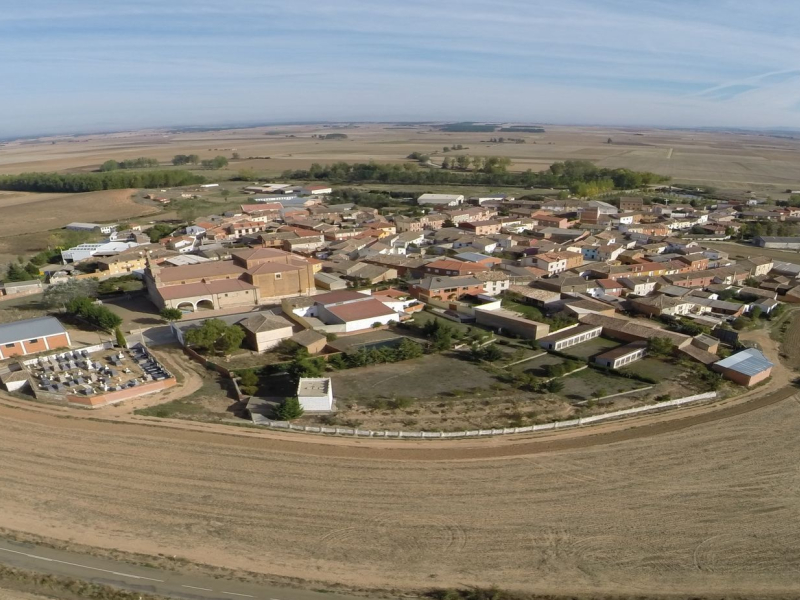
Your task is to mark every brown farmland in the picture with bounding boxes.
[1,380,800,598]
[0,189,159,263]
[3,124,800,196]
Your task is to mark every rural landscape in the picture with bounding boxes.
[6,2,800,600]
[1,120,800,600]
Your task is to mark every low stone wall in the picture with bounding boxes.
[66,377,177,408]
[253,392,718,438]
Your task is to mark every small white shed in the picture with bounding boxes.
[297,378,334,412]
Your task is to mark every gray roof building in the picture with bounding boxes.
[0,317,67,347]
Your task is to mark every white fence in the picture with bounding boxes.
[254,392,718,439]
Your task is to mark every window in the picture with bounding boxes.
[275,273,282,280]
[28,339,39,344]
[5,343,15,348]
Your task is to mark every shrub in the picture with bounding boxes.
[278,396,304,420]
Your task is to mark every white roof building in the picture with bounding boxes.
[417,193,464,207]
[297,378,334,412]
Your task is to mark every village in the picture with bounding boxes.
[0,178,797,432]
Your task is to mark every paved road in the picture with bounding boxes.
[0,539,366,600]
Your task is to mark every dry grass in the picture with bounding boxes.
[2,124,800,196]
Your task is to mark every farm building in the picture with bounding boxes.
[753,235,800,250]
[474,307,550,340]
[417,193,464,207]
[297,378,334,412]
[537,323,602,351]
[712,348,773,387]
[579,313,692,349]
[753,236,800,249]
[0,317,71,360]
[66,222,117,234]
[594,341,647,369]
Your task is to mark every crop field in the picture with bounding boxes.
[2,382,800,597]
[3,124,800,196]
[0,189,160,265]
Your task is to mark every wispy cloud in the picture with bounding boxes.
[2,0,800,135]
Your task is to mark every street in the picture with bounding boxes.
[0,539,367,600]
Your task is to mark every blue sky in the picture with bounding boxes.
[3,0,800,136]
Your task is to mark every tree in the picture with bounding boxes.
[732,316,751,331]
[217,324,245,355]
[100,160,119,172]
[232,152,240,160]
[546,379,564,393]
[395,338,423,360]
[278,396,304,420]
[238,370,260,396]
[201,155,229,169]
[184,319,230,353]
[471,343,503,362]
[160,307,183,322]
[177,205,196,224]
[220,189,231,201]
[64,296,122,331]
[43,279,99,310]
[114,327,127,349]
[647,336,675,357]
[750,306,763,320]
[5,262,31,282]
[287,356,326,380]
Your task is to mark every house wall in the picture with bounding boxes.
[474,309,550,340]
[539,327,601,351]
[714,365,772,387]
[298,394,333,411]
[248,267,315,299]
[595,347,646,369]
[0,332,71,360]
[342,313,396,333]
[248,326,294,352]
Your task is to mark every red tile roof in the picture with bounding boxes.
[324,298,395,323]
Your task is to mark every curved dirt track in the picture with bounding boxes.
[3,385,800,596]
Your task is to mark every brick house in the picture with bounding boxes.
[0,317,71,359]
[422,259,489,277]
[409,275,484,302]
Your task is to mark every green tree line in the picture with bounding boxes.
[281,159,667,191]
[0,170,206,193]
[100,157,159,171]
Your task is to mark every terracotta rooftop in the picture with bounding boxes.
[157,261,245,283]
[324,298,396,323]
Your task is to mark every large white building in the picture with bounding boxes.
[61,241,141,263]
[417,193,464,207]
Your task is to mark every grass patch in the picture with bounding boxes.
[134,399,203,418]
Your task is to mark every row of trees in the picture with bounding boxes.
[280,160,667,192]
[440,156,512,174]
[201,156,229,169]
[0,170,205,193]
[172,154,200,166]
[100,157,159,171]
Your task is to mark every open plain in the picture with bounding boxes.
[3,124,800,196]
